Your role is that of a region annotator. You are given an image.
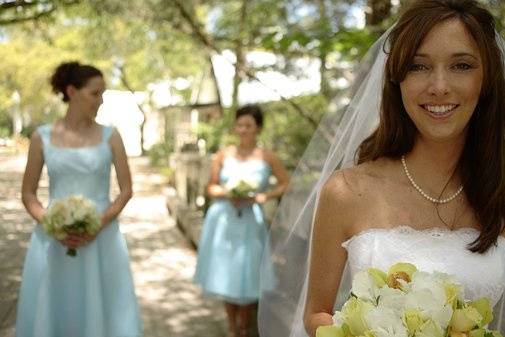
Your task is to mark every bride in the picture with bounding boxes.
[259,1,505,336]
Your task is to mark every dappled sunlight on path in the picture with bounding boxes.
[123,157,226,336]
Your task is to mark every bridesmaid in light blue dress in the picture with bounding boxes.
[17,62,142,337]
[194,105,289,337]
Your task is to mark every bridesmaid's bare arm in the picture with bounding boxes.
[258,149,289,203]
[21,131,45,223]
[100,128,132,227]
[206,150,228,198]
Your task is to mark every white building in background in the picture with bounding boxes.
[96,90,167,157]
[96,90,144,156]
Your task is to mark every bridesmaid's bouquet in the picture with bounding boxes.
[42,195,101,257]
[225,177,259,199]
[317,262,502,337]
[225,176,260,217]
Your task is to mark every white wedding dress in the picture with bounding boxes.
[334,226,505,330]
[274,226,505,337]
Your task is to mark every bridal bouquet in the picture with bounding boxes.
[317,262,502,337]
[42,195,101,257]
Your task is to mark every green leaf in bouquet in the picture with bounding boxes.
[404,309,425,335]
[445,283,463,309]
[367,268,387,288]
[468,329,503,337]
[341,297,374,336]
[469,298,493,327]
[451,307,483,332]
[489,331,504,337]
[316,325,347,337]
[416,319,444,337]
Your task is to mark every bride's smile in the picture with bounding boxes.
[400,19,483,143]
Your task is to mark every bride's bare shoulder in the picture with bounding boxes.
[317,158,396,233]
[323,158,392,198]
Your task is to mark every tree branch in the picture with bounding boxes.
[1,0,38,10]
[0,0,80,25]
[170,0,321,132]
[0,6,55,25]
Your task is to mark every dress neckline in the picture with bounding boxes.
[342,225,505,247]
[48,124,104,150]
[225,156,268,165]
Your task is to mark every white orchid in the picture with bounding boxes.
[378,287,408,315]
[366,306,408,337]
[352,270,382,303]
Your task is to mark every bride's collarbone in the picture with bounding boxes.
[348,188,476,233]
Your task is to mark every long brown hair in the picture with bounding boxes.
[357,0,505,253]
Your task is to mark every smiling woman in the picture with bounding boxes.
[258,1,505,337]
[399,19,483,144]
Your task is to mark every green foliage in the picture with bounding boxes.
[331,28,379,61]
[482,0,505,36]
[198,111,238,153]
[0,0,208,133]
[0,108,12,136]
[0,27,72,130]
[147,138,175,167]
[20,124,37,138]
[0,0,387,164]
[0,127,10,138]
[260,95,328,169]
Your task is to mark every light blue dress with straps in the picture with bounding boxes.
[15,124,142,337]
[194,156,272,304]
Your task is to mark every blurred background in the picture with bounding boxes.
[1,1,504,336]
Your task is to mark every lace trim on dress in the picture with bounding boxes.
[341,225,503,248]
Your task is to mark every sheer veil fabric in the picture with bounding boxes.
[258,28,505,337]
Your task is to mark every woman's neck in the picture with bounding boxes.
[405,136,465,193]
[238,140,257,151]
[62,107,93,130]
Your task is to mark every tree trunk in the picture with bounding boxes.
[366,0,392,27]
[171,0,317,130]
[316,0,331,100]
[231,0,248,111]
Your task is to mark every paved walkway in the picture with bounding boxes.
[0,153,226,337]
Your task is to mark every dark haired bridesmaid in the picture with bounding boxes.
[194,104,289,337]
[16,61,142,337]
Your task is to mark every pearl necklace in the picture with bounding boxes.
[401,155,463,204]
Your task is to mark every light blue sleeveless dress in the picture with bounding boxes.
[15,124,142,337]
[194,156,272,304]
